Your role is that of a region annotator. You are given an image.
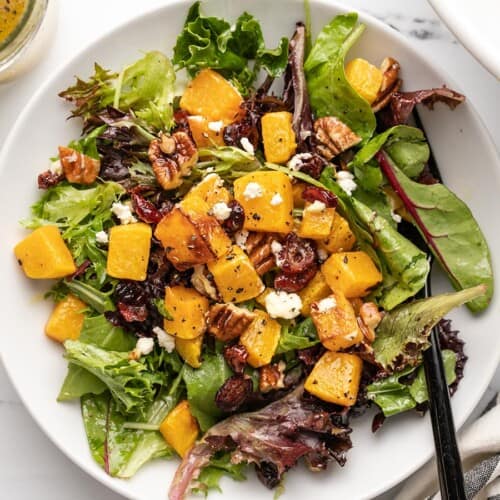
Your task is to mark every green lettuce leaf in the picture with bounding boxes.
[277,317,319,353]
[373,285,486,372]
[377,154,494,312]
[183,353,232,432]
[194,454,246,494]
[367,350,456,416]
[305,13,376,140]
[172,2,288,94]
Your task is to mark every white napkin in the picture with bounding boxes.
[395,394,500,500]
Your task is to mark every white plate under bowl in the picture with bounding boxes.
[0,1,499,499]
[428,0,500,78]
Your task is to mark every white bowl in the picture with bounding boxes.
[1,1,499,499]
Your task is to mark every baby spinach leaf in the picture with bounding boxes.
[377,151,494,312]
[277,317,319,353]
[366,350,456,416]
[373,285,486,372]
[183,353,232,432]
[305,13,376,140]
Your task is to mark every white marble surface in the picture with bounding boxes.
[0,1,498,499]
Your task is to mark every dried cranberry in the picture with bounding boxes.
[118,302,148,322]
[279,233,316,274]
[223,200,245,234]
[372,411,386,433]
[255,462,280,489]
[223,344,248,374]
[38,170,64,189]
[302,186,338,208]
[274,264,317,293]
[215,375,253,413]
[223,105,259,149]
[173,109,191,135]
[131,192,164,224]
[297,152,327,179]
[114,281,149,323]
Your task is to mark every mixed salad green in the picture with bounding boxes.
[14,2,493,498]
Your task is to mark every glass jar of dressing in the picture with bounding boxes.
[0,0,56,82]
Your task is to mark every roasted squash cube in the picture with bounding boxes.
[305,352,363,406]
[106,223,152,281]
[175,335,203,368]
[45,294,86,343]
[14,225,76,279]
[318,212,356,254]
[187,115,225,148]
[182,173,231,208]
[240,310,281,368]
[234,171,293,233]
[297,203,336,240]
[345,58,383,104]
[321,251,382,298]
[164,285,208,340]
[298,272,331,316]
[159,400,199,457]
[207,245,264,303]
[155,199,231,270]
[261,111,297,164]
[292,182,307,208]
[310,290,363,351]
[180,69,243,123]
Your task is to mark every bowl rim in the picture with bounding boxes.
[1,1,499,499]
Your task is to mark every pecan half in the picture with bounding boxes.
[245,232,277,275]
[191,265,219,301]
[259,361,286,393]
[313,117,362,160]
[207,303,256,342]
[358,302,383,343]
[223,343,249,374]
[372,57,402,113]
[58,146,100,184]
[148,131,198,190]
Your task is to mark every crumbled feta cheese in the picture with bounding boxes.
[265,290,302,319]
[205,167,215,174]
[135,337,155,356]
[111,202,137,225]
[240,137,255,155]
[211,201,232,221]
[243,182,263,200]
[207,120,224,133]
[48,159,62,175]
[317,247,328,262]
[287,153,312,171]
[316,296,337,313]
[153,326,175,353]
[336,170,357,196]
[270,193,283,206]
[271,240,284,267]
[305,200,326,213]
[95,230,109,245]
[234,230,249,249]
[391,210,402,224]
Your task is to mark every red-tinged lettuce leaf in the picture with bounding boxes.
[379,86,465,128]
[168,385,352,500]
[376,151,493,312]
[373,285,486,372]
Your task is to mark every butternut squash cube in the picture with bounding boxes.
[298,272,331,316]
[297,203,336,240]
[207,245,264,303]
[292,182,307,209]
[159,400,199,457]
[240,310,281,368]
[318,212,356,254]
[155,198,231,271]
[345,58,383,104]
[164,285,208,340]
[175,335,203,368]
[305,352,363,406]
[321,251,382,298]
[187,115,225,148]
[106,223,152,281]
[234,171,293,233]
[14,225,76,279]
[182,173,231,208]
[261,111,297,164]
[45,294,86,343]
[310,290,363,351]
[180,69,243,123]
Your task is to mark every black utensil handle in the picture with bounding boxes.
[423,328,466,500]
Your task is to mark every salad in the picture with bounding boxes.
[13,2,493,498]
